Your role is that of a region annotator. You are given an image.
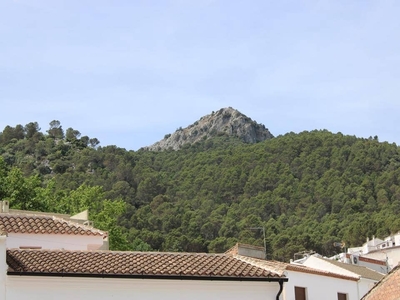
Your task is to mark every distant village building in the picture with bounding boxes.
[226,243,382,300]
[294,254,384,298]
[330,253,389,274]
[347,234,400,270]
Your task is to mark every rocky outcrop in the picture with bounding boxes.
[145,107,274,151]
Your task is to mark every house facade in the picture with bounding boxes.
[0,207,289,300]
[348,234,400,269]
[227,244,365,300]
[0,205,108,251]
[284,267,358,300]
[300,255,384,299]
[0,235,288,300]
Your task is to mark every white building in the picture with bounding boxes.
[330,253,389,274]
[299,255,384,299]
[0,201,387,300]
[0,201,108,251]
[0,235,287,300]
[227,243,368,300]
[348,234,400,269]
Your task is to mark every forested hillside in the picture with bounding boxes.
[1,120,400,261]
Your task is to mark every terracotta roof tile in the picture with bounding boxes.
[0,214,105,237]
[6,249,285,280]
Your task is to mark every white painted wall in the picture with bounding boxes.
[6,233,104,250]
[333,253,387,274]
[0,236,6,300]
[356,259,387,274]
[283,270,359,300]
[301,256,381,299]
[357,278,378,299]
[393,233,400,246]
[364,248,400,270]
[5,276,281,300]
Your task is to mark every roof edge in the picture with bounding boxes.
[7,271,288,282]
[286,265,359,281]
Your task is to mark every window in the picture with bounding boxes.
[337,292,348,300]
[294,286,307,300]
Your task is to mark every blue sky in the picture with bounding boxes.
[1,0,399,150]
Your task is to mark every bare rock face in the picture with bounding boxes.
[146,107,274,151]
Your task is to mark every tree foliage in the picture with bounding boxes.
[2,122,400,260]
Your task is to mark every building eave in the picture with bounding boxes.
[7,271,288,282]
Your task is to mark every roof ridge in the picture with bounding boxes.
[1,213,52,218]
[8,248,240,256]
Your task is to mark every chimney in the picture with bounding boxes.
[2,201,9,213]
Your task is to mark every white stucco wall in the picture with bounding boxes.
[364,248,400,269]
[300,256,381,299]
[393,233,400,246]
[6,233,104,250]
[4,276,281,300]
[0,237,6,300]
[350,257,388,274]
[357,260,387,274]
[334,253,387,274]
[283,270,358,300]
[357,278,378,299]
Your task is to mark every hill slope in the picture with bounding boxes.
[1,118,400,261]
[146,107,273,151]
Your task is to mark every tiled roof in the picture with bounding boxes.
[6,249,286,280]
[235,255,359,281]
[322,258,385,281]
[362,264,400,300]
[233,255,287,276]
[0,214,105,237]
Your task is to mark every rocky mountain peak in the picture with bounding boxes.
[145,107,274,151]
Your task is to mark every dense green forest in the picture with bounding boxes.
[1,120,400,261]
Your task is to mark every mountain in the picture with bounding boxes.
[145,107,274,151]
[1,117,400,261]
